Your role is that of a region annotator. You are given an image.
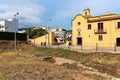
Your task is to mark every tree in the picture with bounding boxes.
[26,28,47,39]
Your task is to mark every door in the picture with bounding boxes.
[116,38,120,46]
[77,37,82,45]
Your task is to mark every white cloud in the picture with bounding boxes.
[0,2,45,24]
[1,0,120,29]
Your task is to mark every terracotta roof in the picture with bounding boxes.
[89,14,116,18]
[88,14,120,22]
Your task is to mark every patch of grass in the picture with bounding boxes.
[91,52,120,64]
[38,47,54,53]
[0,51,16,56]
[0,70,11,80]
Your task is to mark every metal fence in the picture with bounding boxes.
[36,43,120,53]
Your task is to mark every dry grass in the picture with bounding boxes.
[0,44,119,80]
[17,45,120,78]
[0,49,93,80]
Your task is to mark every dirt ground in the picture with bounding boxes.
[0,44,119,80]
[0,51,94,80]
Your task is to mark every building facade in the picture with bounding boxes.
[36,26,66,43]
[30,32,58,46]
[49,27,66,43]
[72,9,120,47]
[0,18,18,32]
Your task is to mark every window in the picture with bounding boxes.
[78,22,81,25]
[88,24,91,30]
[77,29,81,36]
[98,23,103,30]
[118,22,120,28]
[98,35,103,41]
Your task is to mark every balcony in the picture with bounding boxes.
[94,29,107,34]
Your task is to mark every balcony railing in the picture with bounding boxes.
[94,29,107,34]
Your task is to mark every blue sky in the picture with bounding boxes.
[0,0,120,30]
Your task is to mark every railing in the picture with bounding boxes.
[94,28,107,34]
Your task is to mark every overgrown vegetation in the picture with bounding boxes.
[0,44,119,79]
[18,45,120,78]
[0,47,93,80]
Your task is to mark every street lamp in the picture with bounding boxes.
[14,12,19,53]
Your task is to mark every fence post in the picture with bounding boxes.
[114,43,116,52]
[96,43,98,52]
[81,44,82,50]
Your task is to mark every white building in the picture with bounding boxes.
[48,27,66,43]
[0,18,18,32]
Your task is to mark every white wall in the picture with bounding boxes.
[0,18,18,32]
[0,21,5,31]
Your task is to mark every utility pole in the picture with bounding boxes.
[14,12,19,53]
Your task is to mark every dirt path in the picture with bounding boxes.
[18,50,120,80]
[53,57,120,80]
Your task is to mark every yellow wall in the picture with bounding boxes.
[30,32,57,46]
[72,9,120,47]
[72,14,88,46]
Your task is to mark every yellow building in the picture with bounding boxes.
[72,8,120,47]
[30,32,58,46]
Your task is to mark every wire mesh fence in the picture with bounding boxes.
[36,43,120,53]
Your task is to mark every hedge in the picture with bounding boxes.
[0,32,27,41]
